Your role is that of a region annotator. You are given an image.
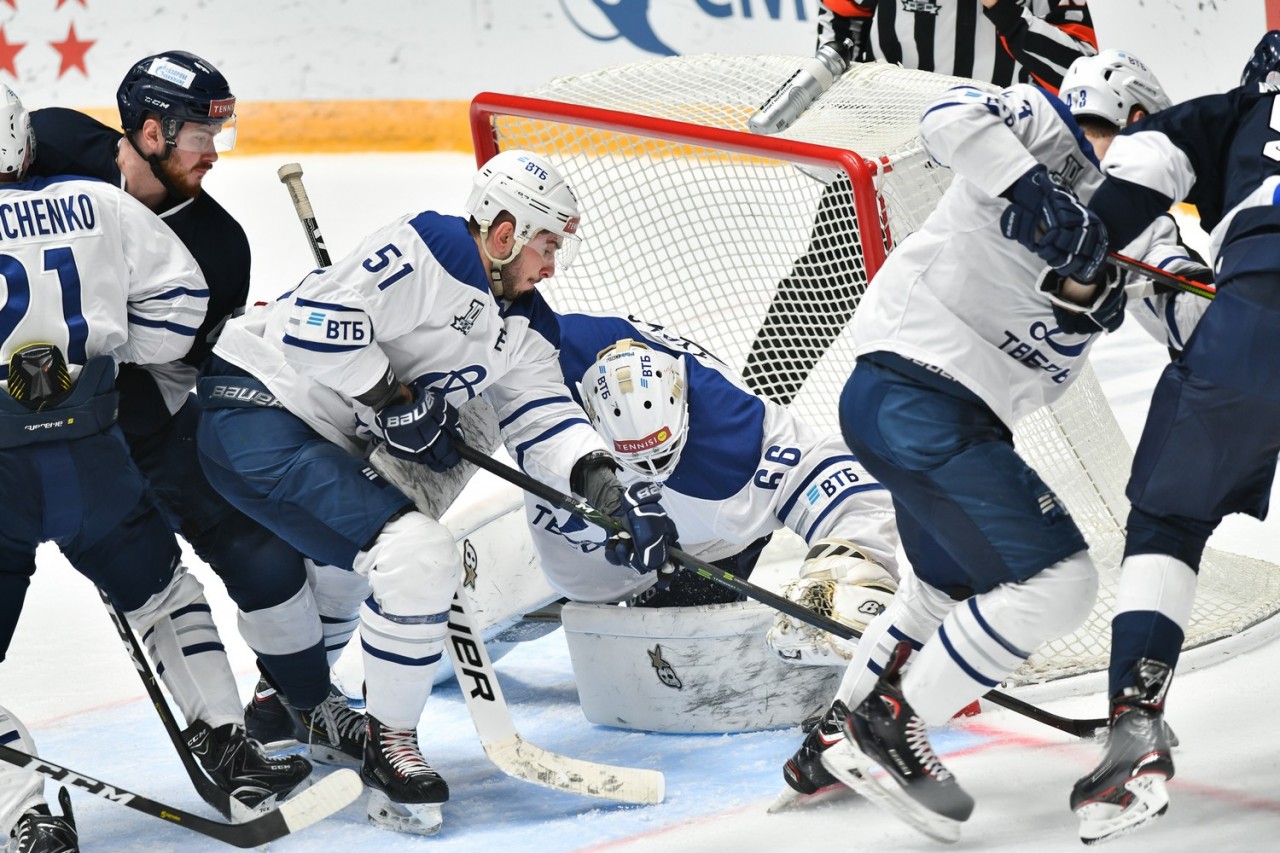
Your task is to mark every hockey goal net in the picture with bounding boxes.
[470,54,1280,685]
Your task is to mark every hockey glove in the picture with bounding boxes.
[375,387,463,472]
[605,482,680,584]
[1041,266,1128,335]
[1000,164,1108,284]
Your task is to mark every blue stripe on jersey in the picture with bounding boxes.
[282,334,364,353]
[920,86,989,122]
[498,394,577,430]
[128,314,197,335]
[800,482,886,541]
[295,296,357,311]
[154,285,210,300]
[514,417,591,470]
[1035,85,1100,169]
[503,290,562,348]
[938,622,1002,687]
[360,637,443,667]
[409,211,490,294]
[778,454,860,519]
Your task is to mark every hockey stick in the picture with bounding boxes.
[1109,251,1215,301]
[277,160,666,803]
[98,589,233,819]
[446,586,665,803]
[452,442,1109,739]
[0,743,361,849]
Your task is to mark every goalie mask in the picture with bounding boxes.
[0,84,34,180]
[465,150,582,271]
[1061,49,1171,130]
[579,339,689,483]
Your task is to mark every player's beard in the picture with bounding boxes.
[159,155,205,200]
[496,261,521,300]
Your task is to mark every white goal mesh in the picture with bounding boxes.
[471,54,1280,685]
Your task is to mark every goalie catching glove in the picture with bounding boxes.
[375,386,463,472]
[1000,163,1108,284]
[571,451,680,582]
[765,539,897,667]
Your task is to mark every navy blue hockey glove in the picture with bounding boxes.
[1041,267,1128,335]
[1000,164,1108,284]
[605,482,679,584]
[375,387,462,472]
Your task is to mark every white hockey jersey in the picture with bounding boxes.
[213,211,605,493]
[0,175,207,387]
[527,312,900,603]
[853,83,1202,426]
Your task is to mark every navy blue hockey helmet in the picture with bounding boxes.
[117,50,237,152]
[1241,31,1280,87]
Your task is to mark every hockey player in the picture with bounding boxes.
[744,0,1099,406]
[527,311,900,669]
[195,150,679,835]
[776,52,1200,842]
[28,50,367,767]
[1069,31,1280,843]
[0,85,309,852]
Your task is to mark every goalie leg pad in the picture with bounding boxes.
[127,565,243,727]
[562,601,840,733]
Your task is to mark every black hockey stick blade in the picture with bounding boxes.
[0,743,362,848]
[98,589,233,819]
[452,441,1109,739]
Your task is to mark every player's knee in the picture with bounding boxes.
[196,514,308,609]
[306,558,369,618]
[353,511,460,616]
[123,563,207,632]
[237,581,322,655]
[987,551,1097,649]
[1124,505,1214,571]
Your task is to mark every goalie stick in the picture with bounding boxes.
[98,589,233,820]
[277,161,666,804]
[450,441,1110,740]
[0,743,361,849]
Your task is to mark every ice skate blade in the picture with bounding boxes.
[820,740,962,844]
[767,781,855,813]
[1076,774,1169,845]
[366,788,444,836]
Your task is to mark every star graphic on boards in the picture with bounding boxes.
[57,0,91,8]
[50,22,94,78]
[0,25,25,77]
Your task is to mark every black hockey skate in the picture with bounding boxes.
[9,787,77,853]
[769,700,852,812]
[184,720,312,817]
[244,677,295,748]
[244,677,366,768]
[820,641,974,843]
[1071,659,1175,845]
[361,716,448,836]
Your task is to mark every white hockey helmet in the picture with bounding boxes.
[1061,49,1172,129]
[579,339,689,483]
[0,84,34,180]
[464,149,582,268]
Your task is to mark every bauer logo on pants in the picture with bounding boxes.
[647,644,682,690]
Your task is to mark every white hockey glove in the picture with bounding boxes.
[764,538,897,667]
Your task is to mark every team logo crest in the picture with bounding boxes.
[1053,156,1085,188]
[462,539,479,589]
[648,644,682,690]
[452,299,485,335]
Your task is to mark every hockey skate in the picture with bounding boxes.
[361,716,448,836]
[8,787,77,853]
[820,641,974,843]
[769,700,855,813]
[244,677,366,768]
[1071,659,1174,845]
[184,720,312,820]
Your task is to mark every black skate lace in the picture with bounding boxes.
[381,727,435,777]
[310,694,365,747]
[906,715,952,781]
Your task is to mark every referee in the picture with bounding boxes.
[743,0,1099,405]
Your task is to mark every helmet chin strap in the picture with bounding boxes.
[125,131,186,202]
[477,222,528,300]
